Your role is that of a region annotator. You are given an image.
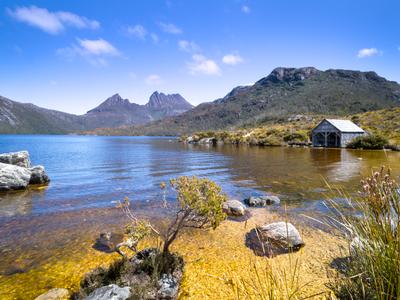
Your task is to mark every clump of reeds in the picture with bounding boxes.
[327,167,400,299]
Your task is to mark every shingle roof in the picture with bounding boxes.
[325,119,365,133]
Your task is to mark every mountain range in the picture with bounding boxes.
[108,67,400,135]
[1,67,400,135]
[0,92,193,134]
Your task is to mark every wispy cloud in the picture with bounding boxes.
[187,54,221,76]
[222,53,243,65]
[159,22,182,34]
[150,33,159,44]
[178,40,200,53]
[126,24,147,39]
[241,5,251,14]
[145,74,163,85]
[57,38,120,66]
[357,48,381,58]
[7,5,99,34]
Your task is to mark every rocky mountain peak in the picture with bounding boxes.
[87,94,132,113]
[257,67,320,85]
[146,91,193,110]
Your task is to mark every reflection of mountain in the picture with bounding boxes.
[0,191,32,217]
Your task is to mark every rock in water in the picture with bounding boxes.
[0,162,32,191]
[0,151,31,168]
[34,288,70,300]
[244,195,280,206]
[258,222,304,250]
[85,284,131,300]
[223,200,247,216]
[29,165,50,185]
[157,273,179,299]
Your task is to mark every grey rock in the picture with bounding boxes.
[198,137,216,144]
[0,162,31,191]
[244,195,280,207]
[85,284,131,300]
[34,288,70,300]
[223,200,247,216]
[29,165,50,185]
[157,273,179,299]
[258,222,304,250]
[0,151,31,168]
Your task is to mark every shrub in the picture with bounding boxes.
[283,131,309,143]
[327,167,400,299]
[347,134,388,150]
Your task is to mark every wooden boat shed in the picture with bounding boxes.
[312,119,365,148]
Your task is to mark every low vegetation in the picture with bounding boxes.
[346,134,389,150]
[327,167,400,299]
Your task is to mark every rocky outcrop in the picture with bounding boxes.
[85,284,131,300]
[244,195,280,206]
[34,288,70,300]
[0,151,50,191]
[157,274,179,299]
[0,150,31,168]
[0,163,32,191]
[223,200,247,216]
[257,222,304,250]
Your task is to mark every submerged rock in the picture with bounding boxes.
[34,288,70,300]
[223,200,247,216]
[258,222,304,250]
[85,284,131,300]
[0,162,32,191]
[244,195,280,206]
[157,273,179,299]
[29,165,50,185]
[0,151,31,168]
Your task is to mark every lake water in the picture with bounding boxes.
[0,135,399,298]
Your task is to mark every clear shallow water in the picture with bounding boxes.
[1,135,400,298]
[0,135,399,218]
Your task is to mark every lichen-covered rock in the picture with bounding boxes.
[0,151,31,168]
[244,195,280,206]
[34,288,70,300]
[85,284,131,300]
[29,165,50,185]
[258,222,304,250]
[223,200,247,216]
[0,162,31,191]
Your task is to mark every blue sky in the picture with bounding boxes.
[0,0,399,115]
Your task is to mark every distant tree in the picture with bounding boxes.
[116,176,227,257]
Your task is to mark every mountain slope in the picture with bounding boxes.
[0,92,192,133]
[119,67,400,135]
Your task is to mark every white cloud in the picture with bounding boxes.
[57,38,119,66]
[145,74,163,85]
[357,48,380,58]
[242,5,250,14]
[178,40,200,53]
[151,33,159,44]
[127,24,147,39]
[222,53,243,65]
[187,54,221,76]
[159,22,182,34]
[7,5,99,34]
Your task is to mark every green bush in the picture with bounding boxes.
[346,134,388,149]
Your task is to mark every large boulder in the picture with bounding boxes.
[157,273,179,299]
[258,222,304,250]
[0,162,32,191]
[29,165,50,185]
[223,200,247,216]
[35,288,70,300]
[198,137,216,144]
[244,195,280,207]
[0,151,31,168]
[85,284,131,300]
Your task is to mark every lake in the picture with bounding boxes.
[0,135,399,298]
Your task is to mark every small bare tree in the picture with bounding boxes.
[116,176,227,257]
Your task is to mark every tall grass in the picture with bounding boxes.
[327,167,400,299]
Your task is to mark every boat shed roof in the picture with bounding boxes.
[323,119,365,133]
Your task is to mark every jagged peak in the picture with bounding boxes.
[146,91,193,109]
